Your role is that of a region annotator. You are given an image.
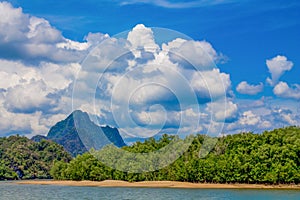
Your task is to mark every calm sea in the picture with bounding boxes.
[0,182,299,200]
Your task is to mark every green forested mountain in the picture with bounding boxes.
[0,135,71,180]
[32,110,126,157]
[51,126,300,184]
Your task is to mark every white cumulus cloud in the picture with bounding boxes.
[266,55,293,86]
[73,23,232,138]
[236,81,263,95]
[239,110,260,126]
[127,24,160,56]
[163,38,222,70]
[191,68,231,100]
[0,1,98,63]
[273,81,300,100]
[206,100,238,122]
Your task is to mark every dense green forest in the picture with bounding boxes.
[51,126,300,184]
[1,127,299,184]
[0,135,72,180]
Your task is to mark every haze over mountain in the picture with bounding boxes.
[32,110,126,157]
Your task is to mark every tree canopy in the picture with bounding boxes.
[0,135,72,180]
[51,126,300,184]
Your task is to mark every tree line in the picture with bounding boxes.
[51,126,300,184]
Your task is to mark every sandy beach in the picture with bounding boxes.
[16,180,300,189]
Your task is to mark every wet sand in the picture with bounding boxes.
[16,180,300,189]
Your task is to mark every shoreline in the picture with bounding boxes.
[14,180,300,190]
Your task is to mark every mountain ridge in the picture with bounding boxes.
[32,110,126,157]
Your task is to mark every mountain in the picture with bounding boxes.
[31,135,47,142]
[33,110,126,157]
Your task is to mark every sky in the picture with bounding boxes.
[0,0,300,140]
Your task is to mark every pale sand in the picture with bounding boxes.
[16,180,300,189]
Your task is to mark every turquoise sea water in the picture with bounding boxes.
[0,182,299,200]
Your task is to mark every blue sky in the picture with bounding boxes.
[7,0,300,92]
[0,0,300,139]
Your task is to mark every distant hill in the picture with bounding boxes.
[31,135,47,142]
[32,110,126,157]
[0,135,71,180]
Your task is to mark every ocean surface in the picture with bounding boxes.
[0,182,299,200]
